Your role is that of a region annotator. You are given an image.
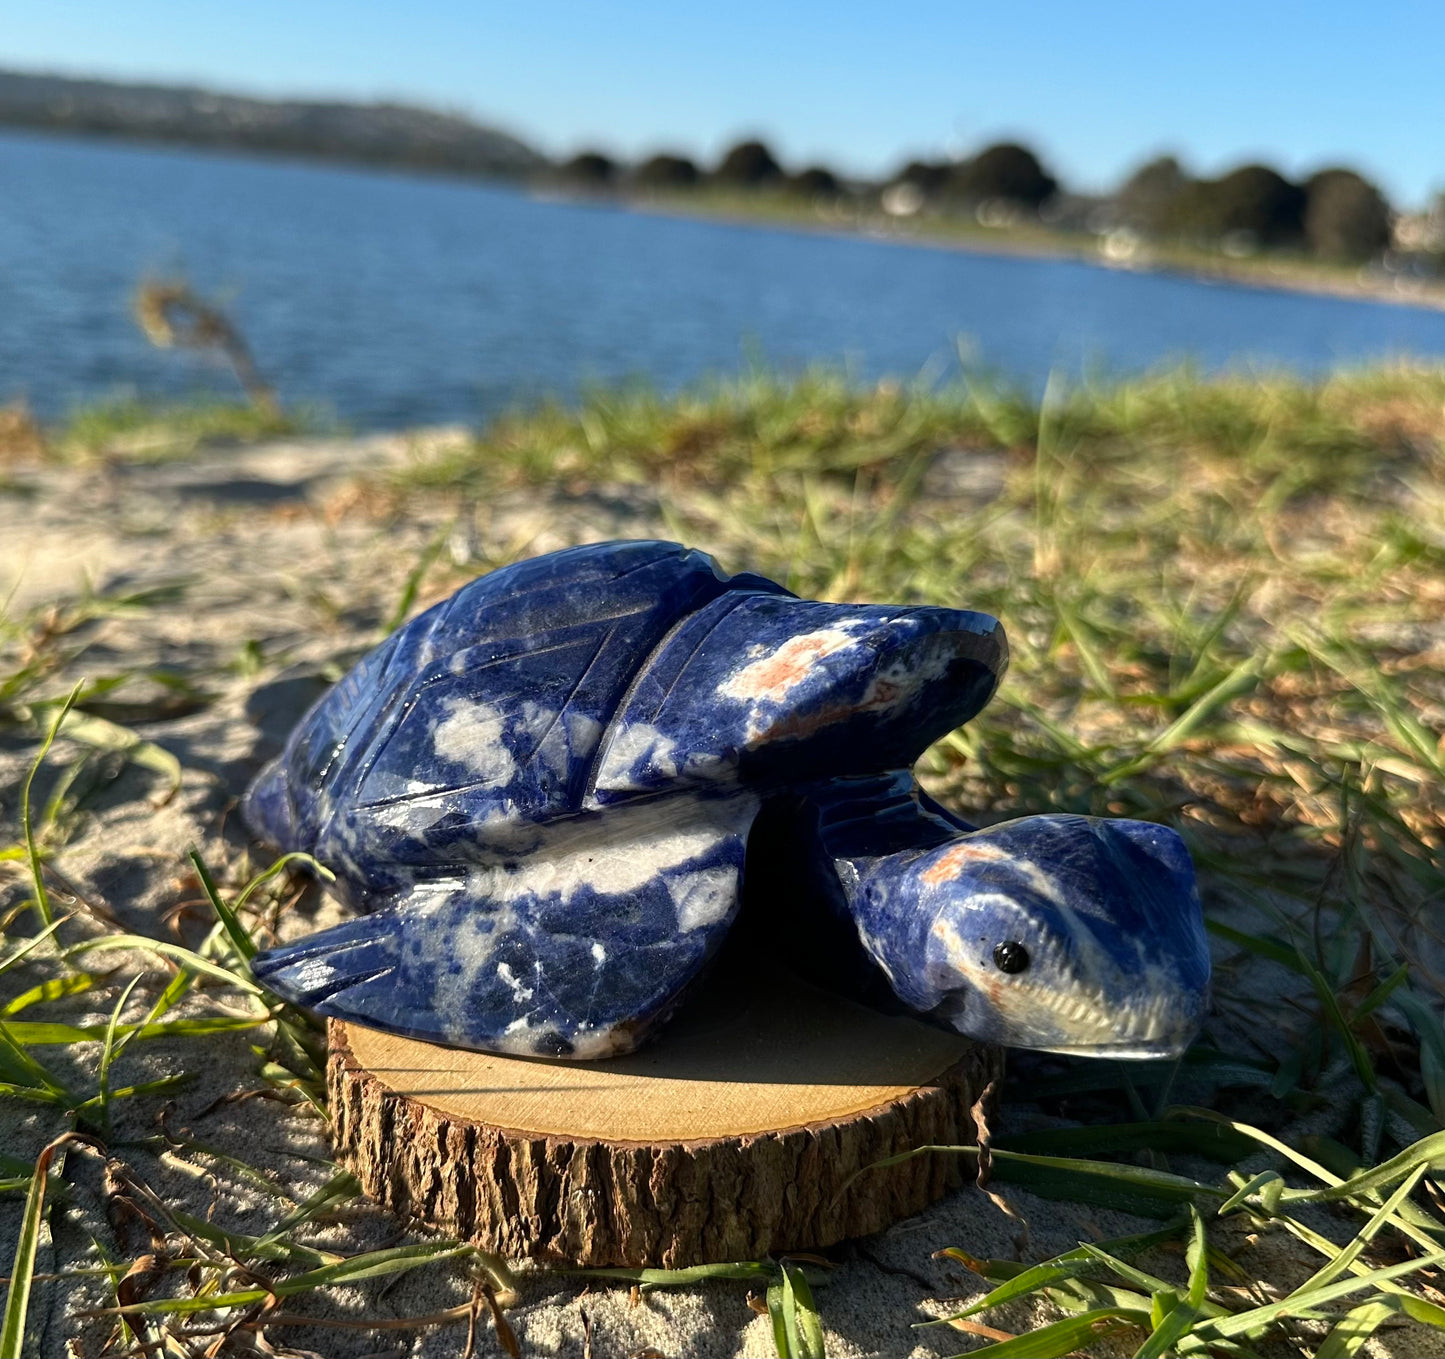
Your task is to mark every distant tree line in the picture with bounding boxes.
[556,138,841,199]
[1,67,1431,267]
[556,135,1415,265]
[1111,156,1391,260]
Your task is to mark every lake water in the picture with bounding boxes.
[4,128,1445,429]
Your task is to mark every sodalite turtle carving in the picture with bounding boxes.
[245,540,1210,1061]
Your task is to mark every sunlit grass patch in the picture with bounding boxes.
[55,396,310,463]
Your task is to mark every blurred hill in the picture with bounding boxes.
[0,67,546,178]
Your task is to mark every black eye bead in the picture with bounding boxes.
[993,941,1030,974]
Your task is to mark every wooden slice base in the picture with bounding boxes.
[327,976,1002,1267]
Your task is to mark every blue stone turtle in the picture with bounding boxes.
[245,541,1209,1061]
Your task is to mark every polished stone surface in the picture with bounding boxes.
[247,539,1209,1059]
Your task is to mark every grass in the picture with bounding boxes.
[1,361,1443,1354]
[51,396,307,463]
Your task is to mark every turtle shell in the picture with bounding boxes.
[246,541,1006,1057]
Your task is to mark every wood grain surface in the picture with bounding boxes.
[329,976,1002,1265]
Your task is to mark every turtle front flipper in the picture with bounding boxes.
[253,792,759,1059]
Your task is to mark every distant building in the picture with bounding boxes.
[1394,198,1445,254]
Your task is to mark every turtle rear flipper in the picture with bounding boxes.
[253,792,758,1059]
[252,913,401,1010]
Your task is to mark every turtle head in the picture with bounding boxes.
[865,814,1210,1058]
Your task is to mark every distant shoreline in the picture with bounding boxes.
[6,64,1443,318]
[606,191,1445,316]
[7,117,1444,321]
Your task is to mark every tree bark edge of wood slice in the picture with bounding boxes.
[327,991,1004,1267]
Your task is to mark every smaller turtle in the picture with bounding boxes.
[245,541,1209,1060]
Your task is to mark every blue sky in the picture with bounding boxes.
[6,1,1442,206]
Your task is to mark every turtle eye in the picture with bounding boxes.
[993,941,1030,974]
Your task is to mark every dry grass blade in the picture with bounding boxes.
[82,1242,477,1319]
[943,1306,1150,1358]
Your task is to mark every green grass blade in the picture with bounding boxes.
[254,1169,361,1249]
[91,1286,273,1316]
[0,1017,73,1102]
[0,920,69,982]
[95,974,144,1134]
[1217,1170,1284,1215]
[1077,1247,1179,1300]
[2,1015,267,1045]
[1044,1278,1155,1316]
[767,1282,789,1356]
[66,937,266,997]
[109,1241,475,1316]
[19,682,83,926]
[1,973,103,1016]
[569,1261,778,1291]
[1295,952,1377,1089]
[1052,597,1117,699]
[46,708,182,803]
[844,1144,1222,1212]
[1174,1109,1341,1186]
[1100,655,1263,785]
[71,1072,194,1112]
[188,847,256,963]
[141,961,196,1026]
[1290,1131,1445,1205]
[168,1208,338,1268]
[0,1082,67,1107]
[381,522,452,636]
[927,1224,1188,1325]
[1315,1298,1406,1358]
[779,1262,824,1358]
[1289,1165,1428,1296]
[0,1137,61,1355]
[272,1240,474,1293]
[232,850,335,911]
[1352,963,1410,1022]
[1190,1247,1445,1343]
[1204,919,1308,973]
[1397,1294,1445,1329]
[1132,1208,1208,1358]
[1002,1121,1255,1162]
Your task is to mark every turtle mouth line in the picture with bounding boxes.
[1031,1039,1192,1061]
[1002,984,1202,1060]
